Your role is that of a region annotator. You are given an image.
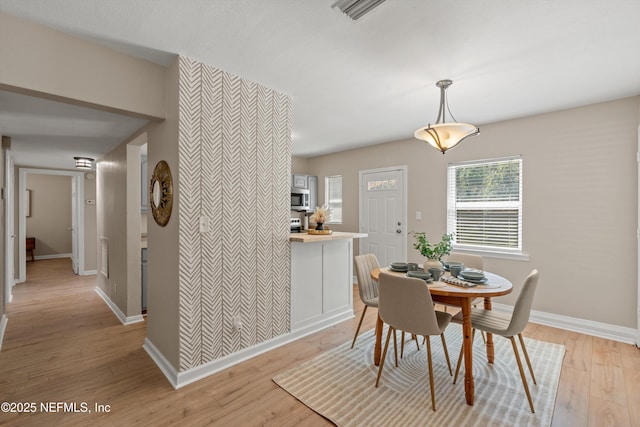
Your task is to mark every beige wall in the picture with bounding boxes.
[291,156,309,174]
[97,142,134,316]
[25,174,72,256]
[307,96,640,329]
[145,58,181,369]
[0,12,166,121]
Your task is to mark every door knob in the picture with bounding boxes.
[396,229,401,234]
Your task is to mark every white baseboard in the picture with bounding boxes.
[492,303,638,345]
[94,287,144,326]
[81,270,97,276]
[146,310,354,390]
[33,253,72,260]
[143,338,178,389]
[0,314,7,351]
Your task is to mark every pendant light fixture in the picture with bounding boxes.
[414,79,479,154]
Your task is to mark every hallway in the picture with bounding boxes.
[0,258,339,426]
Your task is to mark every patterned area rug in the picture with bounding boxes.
[273,326,565,426]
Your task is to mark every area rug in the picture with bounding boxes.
[273,326,565,426]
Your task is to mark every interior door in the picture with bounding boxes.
[70,177,79,274]
[359,167,406,268]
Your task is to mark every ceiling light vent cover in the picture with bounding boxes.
[333,0,387,20]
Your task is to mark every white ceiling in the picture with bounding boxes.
[1,0,640,169]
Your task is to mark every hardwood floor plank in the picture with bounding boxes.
[551,366,590,427]
[624,367,640,427]
[592,336,623,368]
[1,258,639,426]
[588,396,630,427]
[590,364,627,407]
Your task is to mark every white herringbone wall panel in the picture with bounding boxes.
[177,56,291,371]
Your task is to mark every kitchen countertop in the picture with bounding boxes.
[289,231,367,243]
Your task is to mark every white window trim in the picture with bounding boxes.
[447,156,525,259]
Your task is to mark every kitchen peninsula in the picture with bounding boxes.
[290,231,367,335]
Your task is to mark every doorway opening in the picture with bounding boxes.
[17,168,88,283]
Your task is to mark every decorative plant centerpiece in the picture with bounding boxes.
[411,232,453,269]
[310,205,330,230]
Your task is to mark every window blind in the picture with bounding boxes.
[447,157,522,252]
[325,175,343,224]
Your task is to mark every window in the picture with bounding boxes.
[367,179,397,191]
[447,156,522,254]
[325,175,342,224]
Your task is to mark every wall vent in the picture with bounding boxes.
[332,0,387,20]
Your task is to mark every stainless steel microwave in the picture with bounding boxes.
[291,189,310,211]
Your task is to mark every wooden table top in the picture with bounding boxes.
[371,267,513,298]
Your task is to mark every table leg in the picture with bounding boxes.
[484,297,494,364]
[374,314,383,366]
[461,299,474,405]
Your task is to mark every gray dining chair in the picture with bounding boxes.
[352,254,417,366]
[375,272,453,411]
[453,269,539,413]
[352,254,381,349]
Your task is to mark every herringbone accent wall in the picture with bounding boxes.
[177,56,292,371]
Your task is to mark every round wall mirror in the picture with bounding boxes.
[149,160,173,227]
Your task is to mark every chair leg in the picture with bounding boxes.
[518,333,537,385]
[510,337,535,413]
[393,329,398,367]
[400,332,420,359]
[425,336,436,411]
[440,333,452,376]
[375,327,394,387]
[350,305,368,349]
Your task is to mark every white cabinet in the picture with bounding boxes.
[292,173,308,189]
[290,239,354,332]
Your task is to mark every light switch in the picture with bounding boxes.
[416,211,422,220]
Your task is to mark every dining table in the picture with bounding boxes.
[370,266,513,406]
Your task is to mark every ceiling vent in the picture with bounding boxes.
[332,0,387,20]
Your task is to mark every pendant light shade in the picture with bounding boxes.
[414,80,479,154]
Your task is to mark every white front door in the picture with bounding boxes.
[359,166,407,268]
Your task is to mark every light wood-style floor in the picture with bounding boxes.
[0,258,639,426]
